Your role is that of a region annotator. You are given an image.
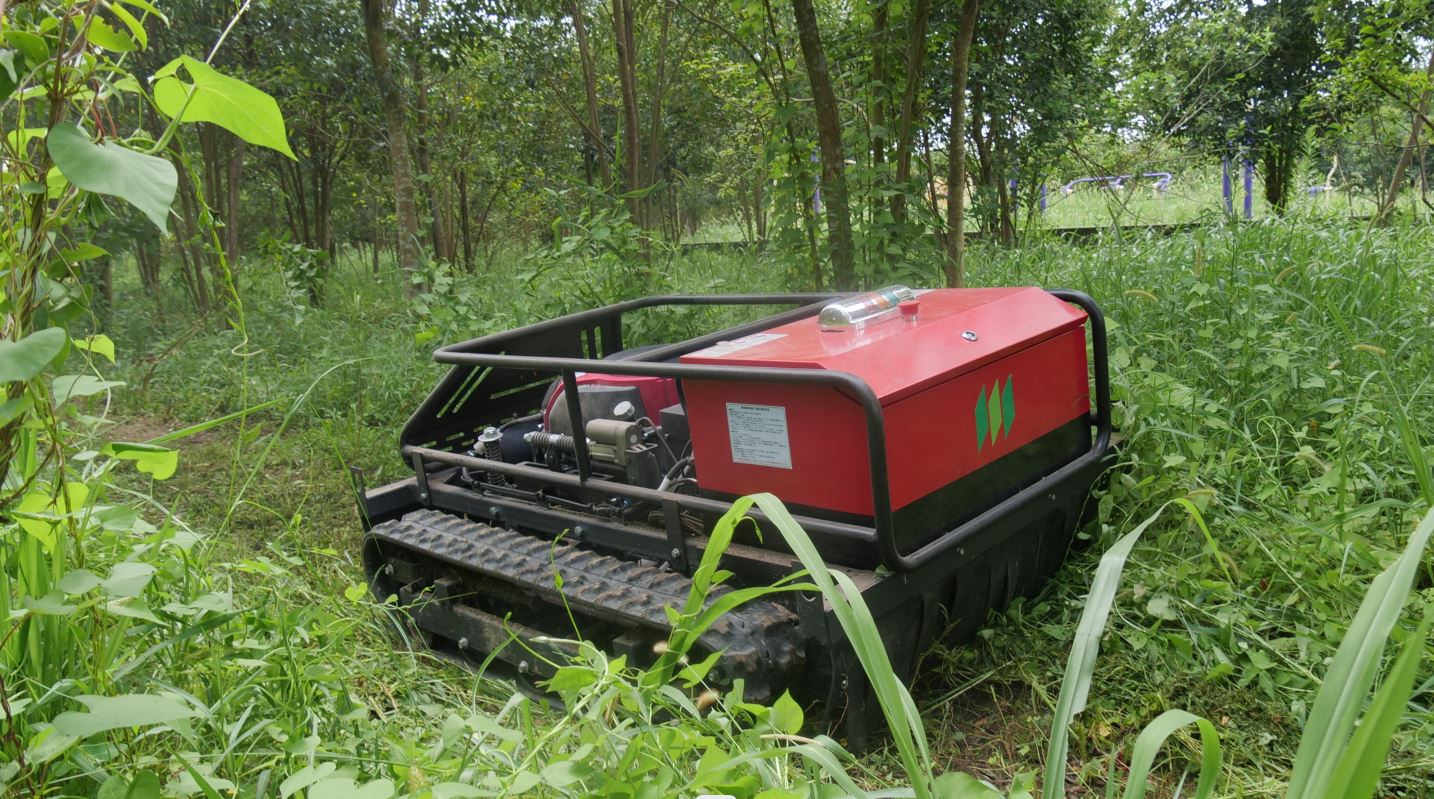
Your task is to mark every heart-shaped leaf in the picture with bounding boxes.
[52,694,199,738]
[51,375,125,403]
[0,327,67,382]
[73,334,116,363]
[47,122,176,230]
[154,56,295,158]
[103,442,178,480]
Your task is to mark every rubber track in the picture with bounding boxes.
[366,509,804,698]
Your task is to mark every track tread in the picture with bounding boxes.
[365,509,803,698]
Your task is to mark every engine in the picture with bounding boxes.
[460,368,688,494]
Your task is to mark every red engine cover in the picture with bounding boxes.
[679,287,1089,518]
[542,372,681,429]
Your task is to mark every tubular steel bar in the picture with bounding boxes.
[398,445,879,549]
[434,294,842,358]
[559,369,593,481]
[406,290,1111,573]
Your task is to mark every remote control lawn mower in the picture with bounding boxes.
[358,286,1113,746]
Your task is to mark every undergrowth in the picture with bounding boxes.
[4,219,1432,796]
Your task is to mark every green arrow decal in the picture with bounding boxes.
[975,386,988,452]
[1002,376,1015,437]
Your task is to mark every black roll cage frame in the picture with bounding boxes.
[395,290,1111,574]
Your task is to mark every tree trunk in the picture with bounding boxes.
[922,127,941,241]
[870,2,888,179]
[197,123,241,286]
[170,149,212,311]
[362,0,423,295]
[792,0,856,289]
[411,0,448,261]
[943,0,979,287]
[612,0,643,226]
[458,168,474,270]
[645,0,672,194]
[869,1,889,266]
[890,0,931,226]
[1373,47,1434,227]
[135,235,160,293]
[754,160,767,242]
[572,0,611,187]
[224,139,245,264]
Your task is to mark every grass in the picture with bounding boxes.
[691,170,1431,240]
[1030,166,1426,229]
[4,217,1432,796]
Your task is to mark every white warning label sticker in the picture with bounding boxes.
[726,403,793,469]
[691,332,787,358]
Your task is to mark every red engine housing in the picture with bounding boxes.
[542,372,681,429]
[680,287,1091,551]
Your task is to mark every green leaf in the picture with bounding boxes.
[540,760,594,787]
[0,50,24,99]
[61,243,111,263]
[4,31,48,64]
[1145,595,1177,621]
[103,442,178,479]
[97,775,129,799]
[1317,615,1431,799]
[153,56,295,158]
[507,771,541,794]
[58,569,104,595]
[22,592,79,616]
[432,783,483,799]
[86,18,135,52]
[1286,506,1434,798]
[14,490,60,551]
[1043,504,1172,799]
[1119,710,1221,799]
[177,761,232,799]
[102,562,157,598]
[279,763,337,799]
[0,396,33,426]
[721,494,935,797]
[769,690,804,735]
[143,398,282,444]
[52,694,199,738]
[4,126,44,153]
[25,727,77,764]
[0,49,18,83]
[0,328,67,382]
[106,3,150,49]
[74,334,116,363]
[931,772,1004,798]
[117,0,167,22]
[677,649,724,687]
[51,375,125,403]
[309,778,395,799]
[106,598,161,623]
[47,122,177,230]
[123,771,164,799]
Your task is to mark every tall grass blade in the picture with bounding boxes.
[1041,504,1170,799]
[734,493,936,799]
[1316,613,1431,799]
[1385,385,1434,505]
[1285,505,1434,798]
[142,398,284,444]
[1118,709,1221,799]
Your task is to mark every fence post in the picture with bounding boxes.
[1222,154,1233,215]
[1243,156,1254,220]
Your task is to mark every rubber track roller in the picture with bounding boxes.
[363,509,805,702]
